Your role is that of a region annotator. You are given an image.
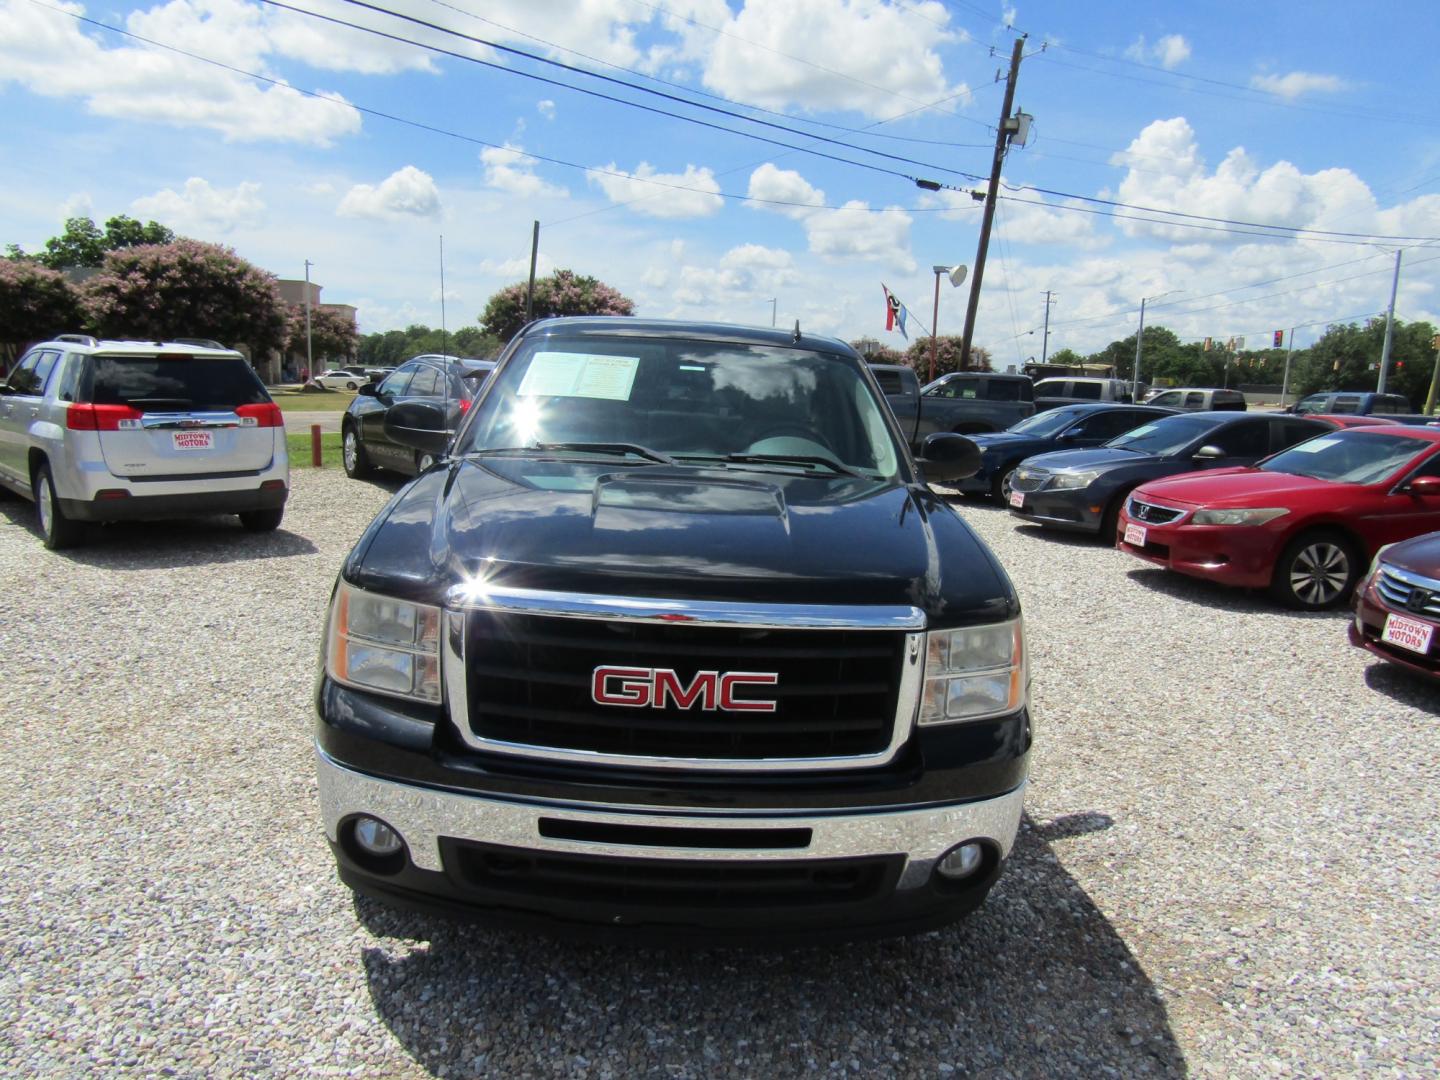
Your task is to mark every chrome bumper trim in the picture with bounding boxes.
[443,583,928,630]
[316,749,1025,886]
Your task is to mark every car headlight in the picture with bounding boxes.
[1049,469,1103,490]
[1191,507,1290,526]
[920,618,1027,724]
[326,581,442,703]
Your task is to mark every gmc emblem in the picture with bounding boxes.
[591,666,779,713]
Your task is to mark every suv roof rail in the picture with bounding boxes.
[54,334,98,346]
[172,337,228,350]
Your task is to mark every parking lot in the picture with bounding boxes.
[1,470,1435,1077]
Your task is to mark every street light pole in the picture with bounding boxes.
[1280,325,1298,408]
[303,258,313,382]
[1377,249,1402,394]
[930,268,944,384]
[1041,290,1055,364]
[1132,290,1181,400]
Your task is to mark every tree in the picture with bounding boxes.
[480,269,635,343]
[849,339,904,364]
[0,259,84,369]
[902,336,992,380]
[8,215,178,270]
[81,239,287,358]
[285,303,359,363]
[1290,318,1438,406]
[1045,347,1084,369]
[102,215,174,252]
[355,324,503,366]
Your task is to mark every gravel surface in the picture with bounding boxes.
[0,471,1435,1077]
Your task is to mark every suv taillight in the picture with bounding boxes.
[457,397,472,413]
[66,404,143,431]
[235,403,284,427]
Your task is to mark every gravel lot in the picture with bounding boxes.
[0,470,1435,1078]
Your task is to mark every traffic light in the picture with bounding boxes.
[1273,330,1284,348]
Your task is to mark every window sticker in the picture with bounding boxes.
[1290,436,1341,453]
[518,352,640,401]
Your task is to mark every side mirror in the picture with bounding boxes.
[384,400,451,455]
[356,382,379,398]
[917,432,981,483]
[1193,444,1226,460]
[1408,475,1440,496]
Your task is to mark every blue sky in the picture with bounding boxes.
[3,0,1439,367]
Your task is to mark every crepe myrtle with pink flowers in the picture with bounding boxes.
[480,268,635,344]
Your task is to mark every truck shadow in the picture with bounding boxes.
[353,813,1185,1077]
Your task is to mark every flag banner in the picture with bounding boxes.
[882,284,910,340]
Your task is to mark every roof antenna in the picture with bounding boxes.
[792,319,801,343]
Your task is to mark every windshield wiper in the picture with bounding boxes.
[711,453,863,478]
[470,442,677,465]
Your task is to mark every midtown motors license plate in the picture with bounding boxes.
[1381,612,1434,655]
[1124,523,1147,547]
[172,431,213,451]
[1008,490,1024,508]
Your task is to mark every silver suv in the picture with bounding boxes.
[0,335,289,549]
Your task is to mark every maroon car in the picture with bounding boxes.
[1350,531,1440,679]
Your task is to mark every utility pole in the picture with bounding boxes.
[302,258,313,381]
[1425,333,1440,415]
[525,220,540,322]
[1040,291,1056,364]
[1377,249,1402,394]
[1279,325,1298,408]
[1132,297,1147,400]
[959,34,1026,370]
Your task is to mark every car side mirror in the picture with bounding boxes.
[356,382,379,398]
[1193,444,1226,460]
[384,401,451,455]
[917,432,981,483]
[1407,475,1440,496]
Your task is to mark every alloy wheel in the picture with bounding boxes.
[343,431,358,472]
[1289,541,1350,607]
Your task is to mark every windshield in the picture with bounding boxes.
[459,336,903,480]
[1259,430,1431,484]
[1008,407,1085,437]
[1106,415,1224,456]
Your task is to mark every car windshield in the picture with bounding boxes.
[1106,414,1226,456]
[460,335,903,480]
[1259,430,1432,484]
[1008,408,1084,437]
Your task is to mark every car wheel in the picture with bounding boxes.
[239,507,284,532]
[346,380,358,391]
[342,425,373,479]
[1271,531,1358,610]
[992,466,1017,504]
[34,463,83,550]
[1099,495,1127,545]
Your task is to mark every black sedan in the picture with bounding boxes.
[342,354,495,479]
[1005,412,1332,540]
[951,403,1179,502]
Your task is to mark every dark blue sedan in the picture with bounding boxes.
[953,403,1179,502]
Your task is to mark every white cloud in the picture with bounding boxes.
[59,193,94,221]
[480,253,553,278]
[131,177,265,233]
[1250,71,1350,100]
[589,162,724,218]
[480,145,568,198]
[677,0,972,118]
[0,0,362,145]
[537,99,556,120]
[338,166,441,219]
[671,244,799,307]
[746,164,914,271]
[1125,33,1191,70]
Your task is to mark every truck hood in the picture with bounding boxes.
[346,458,1017,621]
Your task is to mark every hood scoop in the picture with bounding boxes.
[593,473,788,523]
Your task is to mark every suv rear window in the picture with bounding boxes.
[84,354,270,410]
[1069,382,1103,400]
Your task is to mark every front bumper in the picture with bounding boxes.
[1006,486,1103,532]
[1115,510,1279,588]
[317,748,1025,942]
[1350,578,1440,679]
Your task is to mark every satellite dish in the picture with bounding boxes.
[948,264,968,287]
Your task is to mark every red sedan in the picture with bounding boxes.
[1117,427,1440,609]
[1350,530,1440,679]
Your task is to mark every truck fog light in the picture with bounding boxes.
[353,816,404,857]
[936,841,984,881]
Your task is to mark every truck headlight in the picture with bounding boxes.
[326,581,442,703]
[1191,507,1289,526]
[920,618,1026,724]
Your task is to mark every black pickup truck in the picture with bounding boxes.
[315,318,1032,943]
[870,364,1035,449]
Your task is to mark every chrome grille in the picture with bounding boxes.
[1127,497,1184,525]
[1377,567,1440,618]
